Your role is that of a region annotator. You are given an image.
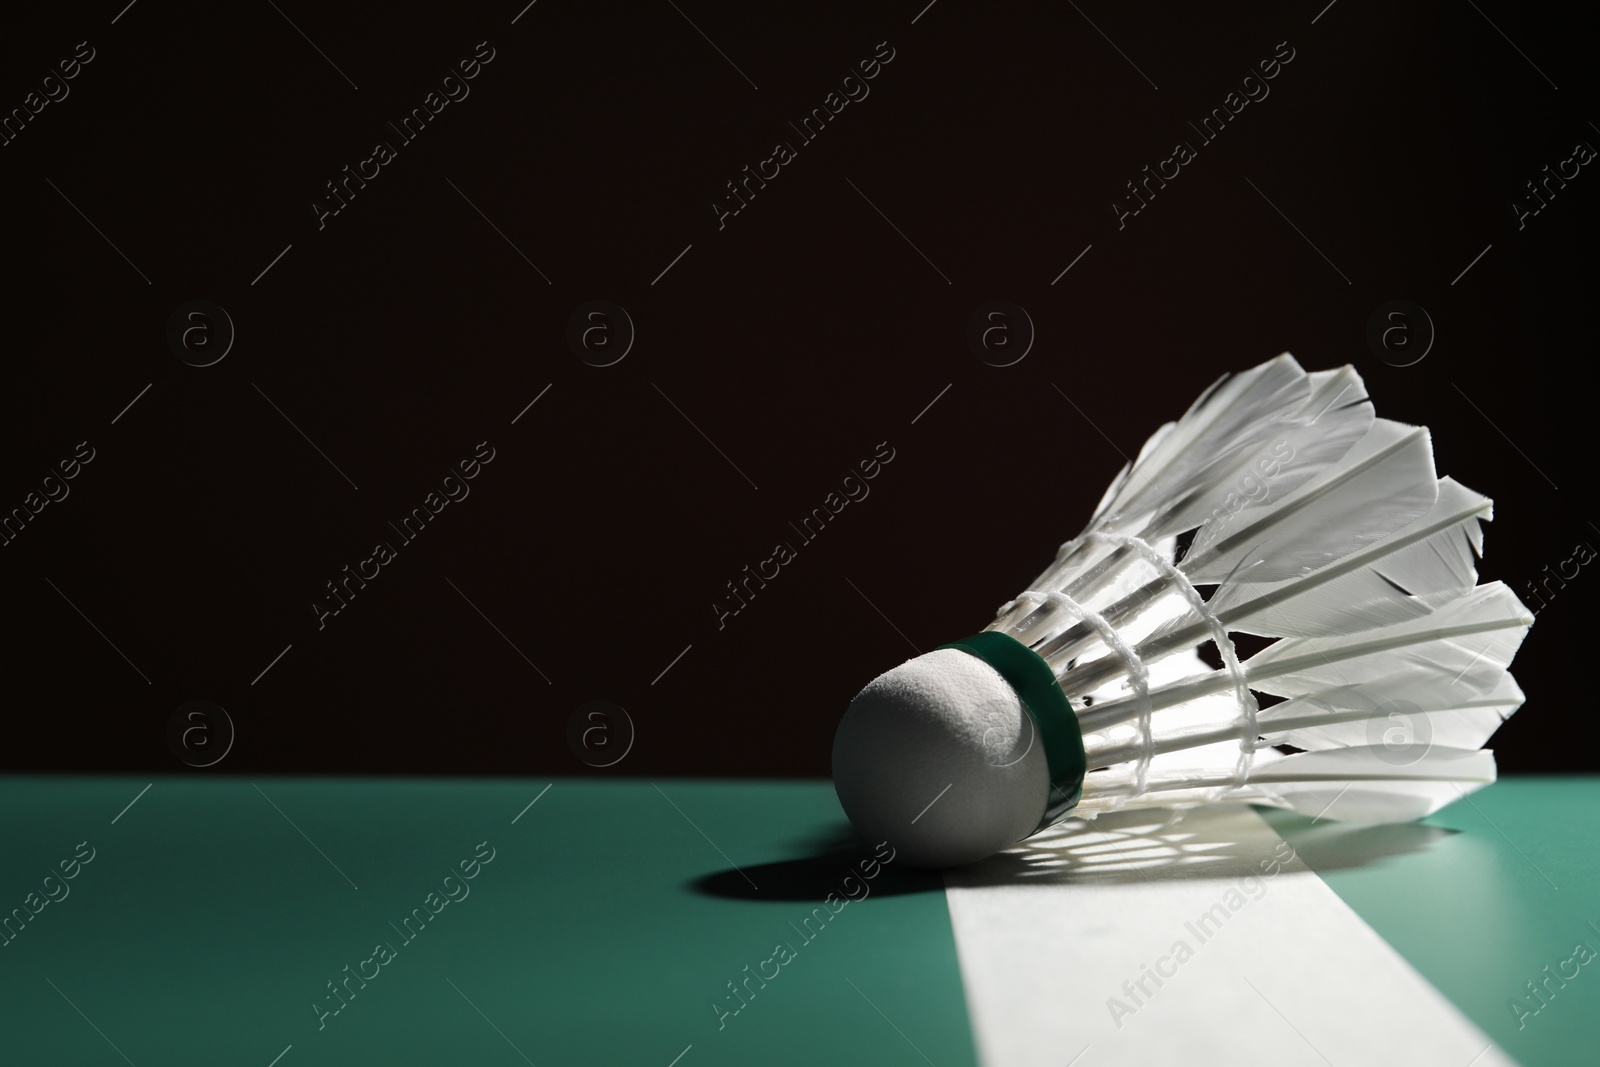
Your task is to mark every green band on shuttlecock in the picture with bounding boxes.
[937,631,1086,830]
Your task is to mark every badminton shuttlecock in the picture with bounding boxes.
[832,355,1533,867]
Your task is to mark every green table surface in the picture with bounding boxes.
[0,777,1593,1066]
[1268,777,1600,1067]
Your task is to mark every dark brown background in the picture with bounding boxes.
[2,0,1592,777]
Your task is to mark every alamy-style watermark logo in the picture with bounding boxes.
[167,301,235,367]
[311,442,496,629]
[1519,535,1596,616]
[967,301,1034,367]
[567,301,634,367]
[1200,439,1296,526]
[311,841,497,1030]
[0,40,95,148]
[1366,301,1434,367]
[167,700,236,768]
[1508,921,1600,1029]
[1363,698,1432,766]
[977,691,1036,769]
[1,842,96,949]
[1512,138,1595,231]
[1106,839,1297,1029]
[1114,42,1296,229]
[566,700,635,768]
[711,41,896,229]
[711,841,896,1030]
[312,42,497,230]
[2,441,96,549]
[713,442,896,629]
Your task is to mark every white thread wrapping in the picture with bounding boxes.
[1012,588,1152,807]
[997,535,1087,624]
[1089,532,1260,798]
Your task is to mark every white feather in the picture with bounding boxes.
[1088,671,1523,764]
[1090,354,1311,530]
[1138,366,1375,543]
[1204,476,1492,637]
[1183,419,1440,583]
[1014,367,1380,663]
[1235,746,1498,822]
[1086,420,1173,529]
[1076,582,1532,730]
[1077,746,1498,822]
[978,355,1534,834]
[1246,581,1533,696]
[1261,671,1524,751]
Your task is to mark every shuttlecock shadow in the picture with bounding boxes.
[1255,808,1462,873]
[691,805,1458,899]
[960,804,1459,887]
[691,820,945,901]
